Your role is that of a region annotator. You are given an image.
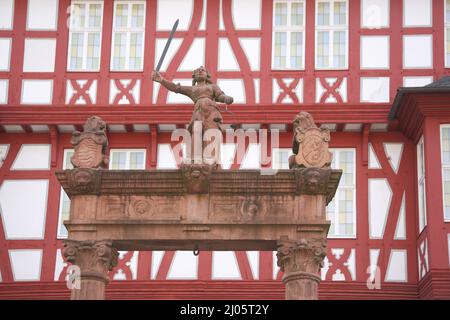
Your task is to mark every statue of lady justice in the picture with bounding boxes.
[151,67,234,132]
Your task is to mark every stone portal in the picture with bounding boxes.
[56,112,341,300]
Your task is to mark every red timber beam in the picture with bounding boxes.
[0,105,391,126]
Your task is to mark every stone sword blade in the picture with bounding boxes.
[155,19,179,72]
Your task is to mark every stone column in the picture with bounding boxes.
[63,240,118,300]
[277,238,327,300]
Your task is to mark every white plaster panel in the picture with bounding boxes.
[23,38,56,72]
[12,144,51,170]
[0,79,8,104]
[232,0,261,29]
[385,249,408,282]
[369,249,380,281]
[369,178,392,239]
[0,0,14,29]
[403,0,432,27]
[239,38,260,71]
[403,76,434,87]
[157,0,193,31]
[54,249,67,281]
[30,125,49,133]
[218,38,239,71]
[394,193,406,240]
[0,145,9,168]
[179,38,205,71]
[384,143,403,173]
[361,0,389,28]
[3,125,24,133]
[0,179,48,239]
[212,251,241,279]
[361,36,389,69]
[66,80,97,104]
[246,251,259,280]
[220,143,236,170]
[21,80,53,104]
[157,144,178,169]
[9,249,42,281]
[167,251,198,279]
[360,77,390,103]
[253,78,260,103]
[403,35,432,69]
[27,0,58,30]
[155,38,182,72]
[240,143,260,169]
[0,38,11,71]
[273,251,280,280]
[151,251,164,279]
[166,79,193,104]
[368,143,380,170]
[217,79,245,103]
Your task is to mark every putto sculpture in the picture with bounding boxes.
[70,116,109,169]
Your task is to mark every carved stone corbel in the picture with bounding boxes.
[276,238,327,300]
[66,168,101,195]
[180,163,213,193]
[294,167,331,195]
[63,240,118,300]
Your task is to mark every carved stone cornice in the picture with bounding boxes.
[62,240,118,284]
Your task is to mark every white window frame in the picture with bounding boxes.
[327,148,356,238]
[57,149,74,239]
[67,0,104,72]
[315,0,349,70]
[272,0,306,70]
[109,148,146,170]
[110,0,146,71]
[417,136,428,232]
[440,126,450,222]
[445,0,450,67]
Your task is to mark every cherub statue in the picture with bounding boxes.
[152,66,233,132]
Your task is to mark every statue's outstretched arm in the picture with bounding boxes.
[213,85,234,104]
[152,71,193,98]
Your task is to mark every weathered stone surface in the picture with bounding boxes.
[70,116,109,169]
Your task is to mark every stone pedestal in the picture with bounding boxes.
[63,240,118,300]
[277,239,327,300]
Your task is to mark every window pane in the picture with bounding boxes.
[442,128,450,165]
[64,151,74,169]
[444,168,450,220]
[86,32,100,70]
[291,2,304,26]
[131,4,145,28]
[130,151,144,169]
[70,33,84,69]
[326,198,335,235]
[88,3,102,27]
[111,152,127,169]
[339,150,354,186]
[333,31,346,68]
[290,32,303,68]
[447,29,450,66]
[275,3,288,26]
[447,0,450,23]
[333,1,346,25]
[58,190,70,238]
[115,3,129,28]
[113,32,127,70]
[317,2,330,26]
[274,32,287,68]
[129,32,143,70]
[71,3,86,28]
[317,31,329,68]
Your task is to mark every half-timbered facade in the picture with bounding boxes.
[0,0,450,299]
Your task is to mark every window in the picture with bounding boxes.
[67,1,103,71]
[272,148,293,169]
[446,0,450,67]
[109,149,146,169]
[272,0,306,69]
[57,149,74,238]
[111,1,146,71]
[315,0,348,69]
[327,149,356,237]
[441,127,450,221]
[417,136,427,231]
